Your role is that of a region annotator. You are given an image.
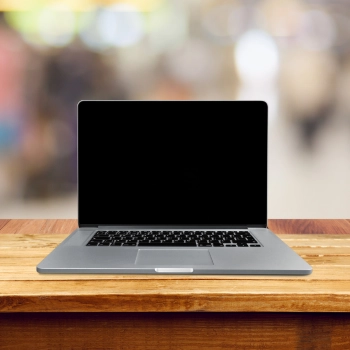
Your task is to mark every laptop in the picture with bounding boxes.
[37,100,312,275]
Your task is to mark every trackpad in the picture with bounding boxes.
[136,249,213,265]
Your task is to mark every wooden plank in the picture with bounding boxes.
[1,279,350,312]
[278,234,350,242]
[0,234,68,248]
[1,262,350,281]
[2,234,350,273]
[1,312,349,350]
[0,227,349,313]
[1,219,350,235]
[3,255,350,269]
[0,219,9,231]
[6,254,350,267]
[0,234,65,258]
[0,246,348,257]
[1,278,350,295]
[0,220,78,234]
[281,239,350,247]
[268,219,350,234]
[0,219,47,234]
[293,247,350,255]
[2,234,350,248]
[1,236,350,264]
[40,219,78,234]
[8,279,349,296]
[279,234,350,240]
[1,221,350,344]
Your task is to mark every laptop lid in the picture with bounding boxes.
[78,101,268,228]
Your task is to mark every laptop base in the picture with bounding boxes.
[37,227,312,275]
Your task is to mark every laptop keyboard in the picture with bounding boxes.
[86,230,261,247]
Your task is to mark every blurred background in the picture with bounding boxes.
[0,0,349,219]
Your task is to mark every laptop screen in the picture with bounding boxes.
[78,101,267,227]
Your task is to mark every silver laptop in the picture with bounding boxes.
[37,100,312,275]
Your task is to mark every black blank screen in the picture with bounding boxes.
[78,101,267,227]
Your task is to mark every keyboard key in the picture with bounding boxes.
[87,229,258,248]
[198,240,208,245]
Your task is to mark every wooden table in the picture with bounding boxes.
[1,219,350,349]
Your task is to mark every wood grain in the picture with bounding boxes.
[1,234,350,281]
[1,220,350,348]
[268,219,350,234]
[0,222,350,313]
[0,219,349,235]
[1,233,350,312]
[1,312,350,350]
[0,219,9,231]
[1,264,350,281]
[2,281,350,312]
[0,219,78,234]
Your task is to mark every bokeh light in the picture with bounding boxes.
[97,3,144,48]
[234,29,279,84]
[38,4,76,47]
[79,8,112,52]
[0,0,350,219]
